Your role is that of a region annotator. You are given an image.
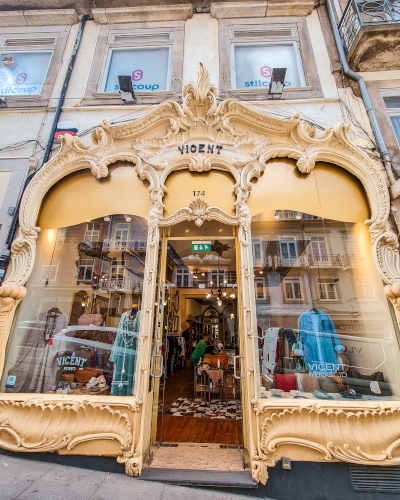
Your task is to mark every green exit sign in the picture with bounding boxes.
[192,241,211,251]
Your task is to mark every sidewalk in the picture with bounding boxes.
[0,455,262,500]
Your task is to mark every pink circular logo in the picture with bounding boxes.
[132,70,143,81]
[260,66,272,78]
[15,73,27,84]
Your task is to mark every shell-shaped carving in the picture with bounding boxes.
[188,198,210,217]
[258,405,400,465]
[0,400,133,453]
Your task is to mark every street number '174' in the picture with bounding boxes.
[193,191,205,196]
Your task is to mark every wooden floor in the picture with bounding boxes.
[156,366,243,445]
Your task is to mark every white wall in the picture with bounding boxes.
[306,9,338,101]
[183,14,219,89]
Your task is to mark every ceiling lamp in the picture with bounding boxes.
[274,210,281,220]
[124,215,132,222]
[217,299,222,306]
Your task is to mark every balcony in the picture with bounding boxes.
[102,239,147,252]
[339,0,400,71]
[99,278,143,292]
[342,254,367,267]
[308,254,343,268]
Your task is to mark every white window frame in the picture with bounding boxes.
[210,269,227,287]
[100,44,173,93]
[175,268,191,288]
[41,259,59,282]
[76,259,95,282]
[381,89,400,147]
[111,261,126,280]
[317,277,338,301]
[254,278,266,300]
[114,223,130,241]
[283,277,302,301]
[84,222,101,242]
[279,236,298,263]
[230,41,306,90]
[355,276,376,301]
[0,49,54,96]
[310,236,328,258]
[252,237,263,266]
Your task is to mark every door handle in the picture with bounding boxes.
[150,355,164,378]
[233,355,245,379]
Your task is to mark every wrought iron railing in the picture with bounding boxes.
[339,0,400,54]
[342,254,367,267]
[102,239,147,251]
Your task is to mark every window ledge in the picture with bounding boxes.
[93,91,174,99]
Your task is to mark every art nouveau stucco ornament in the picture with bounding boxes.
[1,64,400,482]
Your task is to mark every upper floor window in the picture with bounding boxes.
[279,236,297,262]
[284,277,302,300]
[84,222,100,242]
[101,31,173,93]
[383,94,400,147]
[230,28,305,90]
[0,35,55,96]
[114,223,130,241]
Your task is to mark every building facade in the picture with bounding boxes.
[1,1,400,489]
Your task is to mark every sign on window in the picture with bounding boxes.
[104,47,170,93]
[0,52,52,96]
[192,241,211,251]
[233,44,303,90]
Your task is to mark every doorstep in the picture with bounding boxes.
[140,468,257,488]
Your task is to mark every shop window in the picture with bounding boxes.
[41,259,59,282]
[76,259,94,281]
[102,32,172,93]
[1,215,147,397]
[317,277,338,301]
[0,49,53,96]
[252,211,399,401]
[284,278,302,300]
[355,276,376,301]
[232,42,306,90]
[84,222,100,242]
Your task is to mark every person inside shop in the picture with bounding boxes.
[191,334,209,366]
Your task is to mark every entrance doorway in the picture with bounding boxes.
[146,224,245,472]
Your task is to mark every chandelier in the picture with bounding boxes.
[206,280,235,306]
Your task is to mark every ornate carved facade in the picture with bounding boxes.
[0,65,400,483]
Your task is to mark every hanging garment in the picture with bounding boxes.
[298,310,344,376]
[8,311,68,393]
[110,311,139,396]
[295,372,320,392]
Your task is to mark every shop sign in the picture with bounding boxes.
[178,144,223,154]
[192,241,211,251]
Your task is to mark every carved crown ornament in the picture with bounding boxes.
[0,64,400,481]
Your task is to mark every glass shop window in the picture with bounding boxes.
[102,45,171,93]
[232,43,305,90]
[0,214,148,397]
[0,51,53,96]
[252,211,400,402]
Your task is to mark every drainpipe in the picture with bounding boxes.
[325,0,396,186]
[0,14,92,282]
